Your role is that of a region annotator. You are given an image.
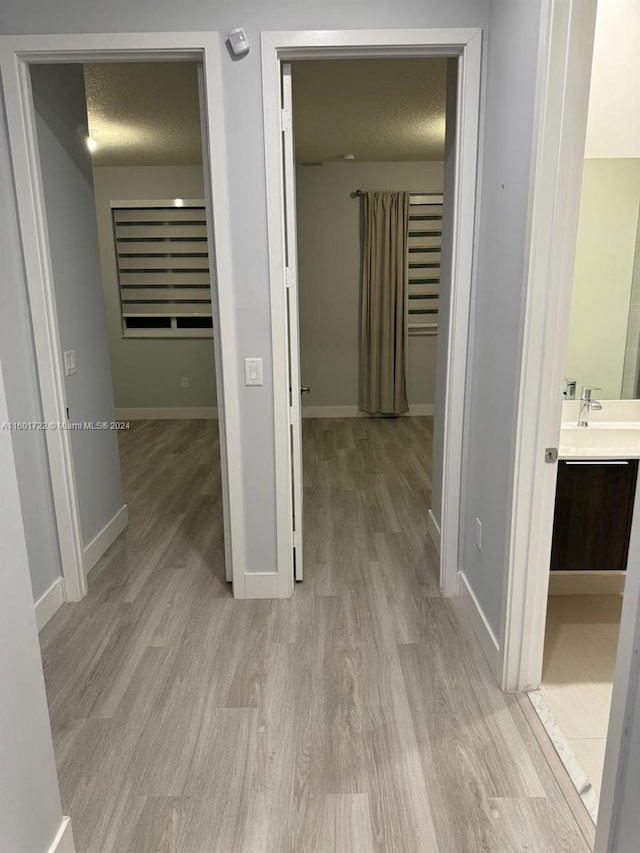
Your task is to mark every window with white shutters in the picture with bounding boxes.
[407,193,442,336]
[111,201,213,338]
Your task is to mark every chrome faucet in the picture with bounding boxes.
[577,386,602,427]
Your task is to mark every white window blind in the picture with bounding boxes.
[111,201,213,338]
[407,193,443,336]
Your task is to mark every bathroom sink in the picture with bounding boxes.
[569,420,640,430]
[559,401,640,458]
[559,423,640,458]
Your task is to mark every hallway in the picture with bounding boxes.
[39,418,592,852]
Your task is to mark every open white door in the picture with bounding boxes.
[197,64,233,584]
[281,63,304,581]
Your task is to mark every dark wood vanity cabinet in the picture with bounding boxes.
[550,459,639,571]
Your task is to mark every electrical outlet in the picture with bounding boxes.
[180,376,190,388]
[475,518,482,550]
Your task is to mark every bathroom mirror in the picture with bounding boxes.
[564,158,640,400]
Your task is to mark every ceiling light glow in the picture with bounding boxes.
[86,136,97,153]
[174,198,184,207]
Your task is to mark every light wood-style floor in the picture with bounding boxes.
[542,594,622,811]
[40,418,592,852]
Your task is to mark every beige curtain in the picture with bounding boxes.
[360,191,410,415]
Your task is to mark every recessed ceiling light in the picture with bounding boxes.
[174,198,184,207]
[339,153,355,161]
[86,136,97,153]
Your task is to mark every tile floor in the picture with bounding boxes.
[541,594,623,813]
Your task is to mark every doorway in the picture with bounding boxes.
[0,34,245,604]
[536,116,640,824]
[261,29,482,600]
[28,57,232,613]
[289,57,447,593]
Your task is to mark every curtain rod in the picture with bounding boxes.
[352,190,439,198]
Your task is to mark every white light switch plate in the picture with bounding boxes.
[63,350,76,376]
[244,358,263,386]
[475,518,482,550]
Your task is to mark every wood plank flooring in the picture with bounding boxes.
[40,418,592,852]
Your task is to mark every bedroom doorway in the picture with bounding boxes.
[0,34,244,603]
[261,29,482,599]
[289,57,448,595]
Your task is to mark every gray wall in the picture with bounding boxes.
[0,84,63,603]
[296,161,443,408]
[0,0,489,581]
[31,65,124,548]
[92,165,217,409]
[461,0,545,635]
[0,360,66,853]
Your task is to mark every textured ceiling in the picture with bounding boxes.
[82,58,446,167]
[292,59,447,163]
[83,62,202,166]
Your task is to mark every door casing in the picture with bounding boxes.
[0,32,246,600]
[499,0,598,693]
[261,28,483,599]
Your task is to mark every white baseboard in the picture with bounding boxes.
[115,407,217,420]
[458,571,500,678]
[549,570,626,595]
[427,509,441,554]
[243,572,281,599]
[301,403,435,418]
[302,405,358,418]
[406,403,435,416]
[35,577,65,632]
[83,504,128,575]
[48,817,76,853]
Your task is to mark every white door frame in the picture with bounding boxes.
[0,32,245,600]
[500,0,597,693]
[261,28,482,600]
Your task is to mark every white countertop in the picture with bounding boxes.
[559,401,640,460]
